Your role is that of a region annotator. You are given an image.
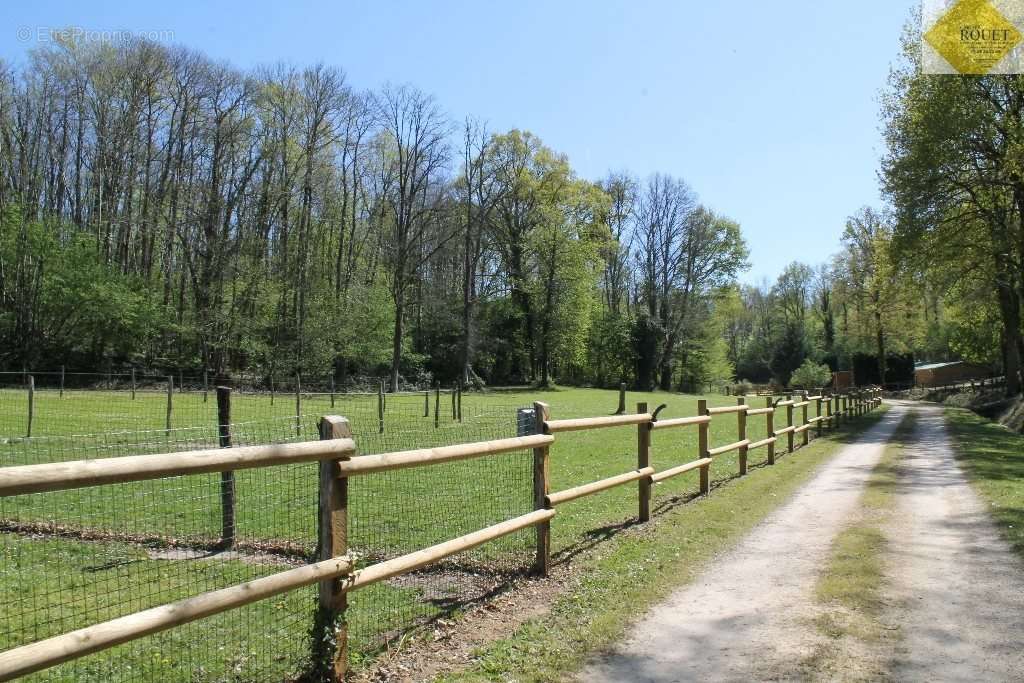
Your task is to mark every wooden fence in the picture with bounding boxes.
[0,388,882,681]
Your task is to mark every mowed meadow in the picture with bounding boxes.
[0,386,810,680]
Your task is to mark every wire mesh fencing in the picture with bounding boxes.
[0,415,323,682]
[0,373,470,442]
[0,391,533,680]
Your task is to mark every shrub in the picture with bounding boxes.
[790,359,832,389]
[733,380,754,395]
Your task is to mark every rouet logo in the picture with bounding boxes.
[924,0,1023,74]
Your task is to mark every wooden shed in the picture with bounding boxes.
[833,370,854,390]
[914,361,990,387]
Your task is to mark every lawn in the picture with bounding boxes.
[0,386,842,680]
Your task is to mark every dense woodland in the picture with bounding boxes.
[0,34,1018,393]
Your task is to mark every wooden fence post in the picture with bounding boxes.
[434,384,440,429]
[698,399,710,495]
[59,365,65,399]
[166,376,174,433]
[178,369,184,394]
[270,374,275,406]
[424,389,429,418]
[378,381,385,434]
[295,373,303,437]
[26,375,34,438]
[786,394,794,453]
[203,370,209,403]
[737,396,748,476]
[316,415,353,683]
[131,368,136,401]
[637,401,651,522]
[216,386,236,548]
[801,394,809,447]
[815,396,823,439]
[457,382,462,422]
[826,396,833,430]
[766,397,775,465]
[451,384,457,420]
[532,401,551,576]
[615,383,626,415]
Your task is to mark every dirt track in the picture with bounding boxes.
[887,404,1024,681]
[580,402,1024,682]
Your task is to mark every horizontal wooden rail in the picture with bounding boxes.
[336,434,552,476]
[745,407,774,416]
[0,556,354,682]
[748,436,776,450]
[773,425,796,436]
[775,399,795,407]
[650,458,712,484]
[650,415,711,430]
[546,468,655,506]
[707,439,750,457]
[0,439,357,497]
[806,395,823,401]
[543,413,652,433]
[706,404,749,415]
[347,509,555,590]
[808,416,825,423]
[794,424,812,433]
[792,400,809,408]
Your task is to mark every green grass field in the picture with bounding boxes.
[0,386,834,681]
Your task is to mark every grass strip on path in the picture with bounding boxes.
[437,406,890,683]
[799,410,912,681]
[944,406,1024,561]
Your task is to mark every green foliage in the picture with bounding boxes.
[0,39,754,389]
[790,359,833,389]
[771,323,810,386]
[880,28,1024,392]
[585,310,634,387]
[0,209,163,369]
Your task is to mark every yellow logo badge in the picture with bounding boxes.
[925,0,1022,74]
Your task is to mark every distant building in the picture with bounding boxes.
[914,361,990,387]
[833,370,854,390]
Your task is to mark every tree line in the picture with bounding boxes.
[0,35,751,390]
[6,27,1012,395]
[718,206,933,390]
[879,23,1024,396]
[721,20,1024,397]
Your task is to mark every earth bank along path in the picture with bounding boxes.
[581,403,907,682]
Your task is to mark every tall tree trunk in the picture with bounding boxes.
[460,221,475,385]
[996,279,1022,395]
[875,313,886,387]
[390,284,405,392]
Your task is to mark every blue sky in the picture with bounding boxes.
[0,0,916,283]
